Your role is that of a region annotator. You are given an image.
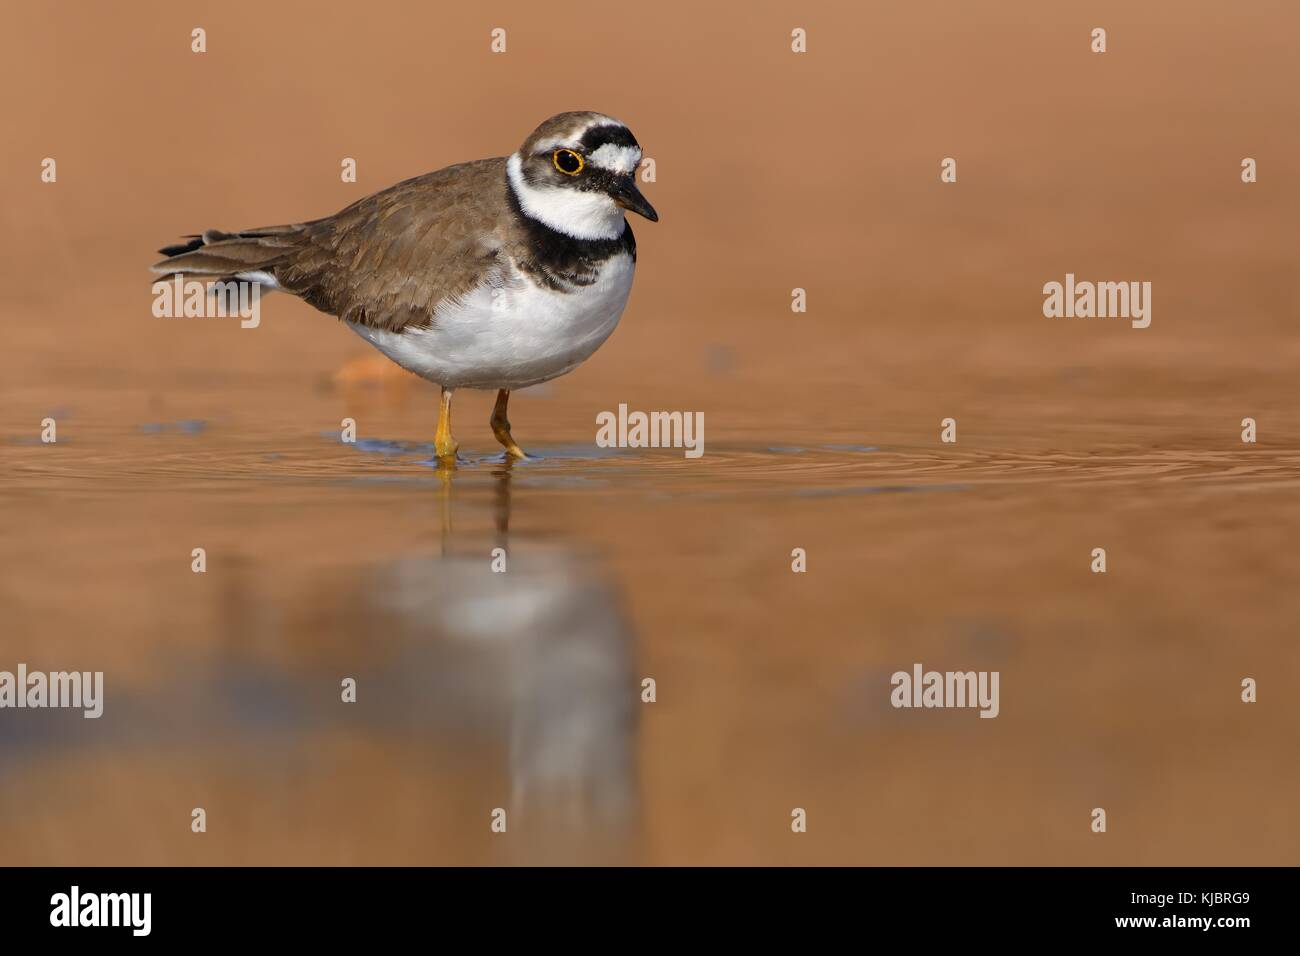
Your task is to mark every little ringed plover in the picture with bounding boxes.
[152,111,658,461]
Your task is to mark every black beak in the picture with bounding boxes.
[612,177,659,222]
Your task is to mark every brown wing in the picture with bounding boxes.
[274,157,509,332]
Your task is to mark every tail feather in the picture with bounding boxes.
[158,235,205,257]
[151,224,309,282]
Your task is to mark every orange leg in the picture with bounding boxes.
[490,389,528,460]
[435,386,459,460]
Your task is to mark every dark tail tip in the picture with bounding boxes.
[158,235,205,257]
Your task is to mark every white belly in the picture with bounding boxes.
[347,253,635,390]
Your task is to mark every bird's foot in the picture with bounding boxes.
[492,425,529,461]
[434,436,459,461]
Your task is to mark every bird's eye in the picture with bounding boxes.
[552,148,584,175]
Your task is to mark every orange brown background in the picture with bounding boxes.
[0,1,1297,865]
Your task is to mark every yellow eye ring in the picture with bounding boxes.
[552,148,584,176]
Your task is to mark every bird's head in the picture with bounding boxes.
[507,111,658,240]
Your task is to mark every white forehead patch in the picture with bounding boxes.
[588,143,642,175]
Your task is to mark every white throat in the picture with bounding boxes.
[507,153,626,241]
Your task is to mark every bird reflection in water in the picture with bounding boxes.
[367,459,641,858]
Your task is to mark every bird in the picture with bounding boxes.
[152,111,658,462]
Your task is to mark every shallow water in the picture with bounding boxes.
[3,413,1298,865]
